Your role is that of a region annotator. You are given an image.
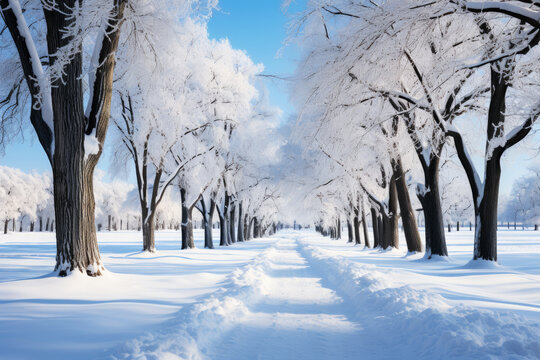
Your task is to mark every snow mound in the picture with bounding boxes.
[462,258,502,269]
[298,240,540,360]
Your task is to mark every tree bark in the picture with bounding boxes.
[347,219,353,243]
[371,208,380,248]
[142,213,155,252]
[229,202,236,243]
[180,188,195,250]
[237,201,244,242]
[393,157,422,252]
[253,217,260,238]
[353,213,361,245]
[382,174,399,249]
[362,209,370,248]
[417,158,448,258]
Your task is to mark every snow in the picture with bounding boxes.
[1,229,539,359]
[7,0,54,137]
[84,130,101,159]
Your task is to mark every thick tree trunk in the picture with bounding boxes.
[39,216,43,232]
[393,158,422,253]
[474,155,502,261]
[3,220,7,234]
[30,222,34,232]
[418,159,448,258]
[337,218,341,239]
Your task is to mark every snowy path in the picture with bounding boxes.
[207,235,363,360]
[117,231,540,360]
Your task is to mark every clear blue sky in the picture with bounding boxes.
[0,0,536,195]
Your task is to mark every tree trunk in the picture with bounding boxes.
[362,210,371,248]
[347,219,353,243]
[53,165,103,276]
[417,159,448,258]
[472,68,509,262]
[253,217,260,238]
[385,174,400,249]
[337,218,341,239]
[108,214,112,231]
[474,156,502,261]
[353,214,361,245]
[142,213,156,252]
[180,188,195,250]
[393,158,422,252]
[244,214,250,240]
[229,203,236,243]
[237,201,244,242]
[371,208,380,248]
[30,221,34,232]
[219,211,228,246]
[39,216,43,232]
[204,199,216,249]
[46,218,50,231]
[3,220,8,234]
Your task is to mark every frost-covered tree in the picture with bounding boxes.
[503,169,540,229]
[0,166,50,233]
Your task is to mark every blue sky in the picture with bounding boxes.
[0,0,536,195]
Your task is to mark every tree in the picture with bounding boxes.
[0,0,129,275]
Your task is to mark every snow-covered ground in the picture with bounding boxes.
[0,229,539,359]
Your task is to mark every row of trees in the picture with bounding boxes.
[0,0,281,276]
[288,0,539,261]
[0,166,280,238]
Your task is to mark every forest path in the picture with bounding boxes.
[206,234,364,360]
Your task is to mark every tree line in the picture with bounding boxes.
[287,0,539,261]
